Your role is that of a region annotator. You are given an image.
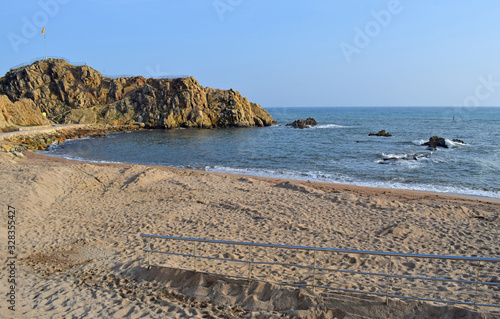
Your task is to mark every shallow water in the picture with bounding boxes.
[45,107,500,199]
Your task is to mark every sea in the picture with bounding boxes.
[44,107,500,199]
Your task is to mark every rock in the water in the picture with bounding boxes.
[379,153,431,164]
[452,139,466,144]
[422,136,448,149]
[0,59,274,129]
[369,130,392,137]
[285,117,317,129]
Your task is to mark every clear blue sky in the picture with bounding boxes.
[1,0,500,107]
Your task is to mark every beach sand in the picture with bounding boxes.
[0,151,499,318]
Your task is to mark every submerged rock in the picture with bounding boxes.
[369,130,392,137]
[0,59,274,129]
[285,117,317,129]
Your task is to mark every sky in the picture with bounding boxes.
[1,0,500,107]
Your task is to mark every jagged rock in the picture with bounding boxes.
[0,94,50,128]
[0,59,274,129]
[422,136,448,149]
[369,130,392,137]
[65,108,98,124]
[285,117,317,129]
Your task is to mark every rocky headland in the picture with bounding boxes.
[0,59,274,130]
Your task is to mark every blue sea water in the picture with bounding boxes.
[44,107,500,199]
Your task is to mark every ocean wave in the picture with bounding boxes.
[314,124,351,129]
[361,181,499,199]
[412,139,427,146]
[41,152,125,164]
[412,138,468,148]
[445,139,468,148]
[204,165,499,199]
[377,152,432,164]
[38,153,499,199]
[277,123,349,129]
[205,165,354,183]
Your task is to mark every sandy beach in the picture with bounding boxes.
[1,150,499,318]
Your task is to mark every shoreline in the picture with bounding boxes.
[3,123,498,202]
[0,124,143,151]
[26,150,500,208]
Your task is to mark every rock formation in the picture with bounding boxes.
[369,130,392,137]
[0,59,274,129]
[0,94,50,128]
[285,117,317,129]
[422,136,448,149]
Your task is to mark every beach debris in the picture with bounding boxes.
[369,129,392,137]
[285,117,317,129]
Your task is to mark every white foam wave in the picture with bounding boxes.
[204,165,499,199]
[314,124,350,129]
[412,139,427,146]
[36,155,500,200]
[445,139,468,148]
[41,152,125,164]
[378,153,432,163]
[205,165,354,183]
[359,181,499,199]
[412,138,468,149]
[381,153,406,160]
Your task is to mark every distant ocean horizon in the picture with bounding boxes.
[44,107,500,199]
